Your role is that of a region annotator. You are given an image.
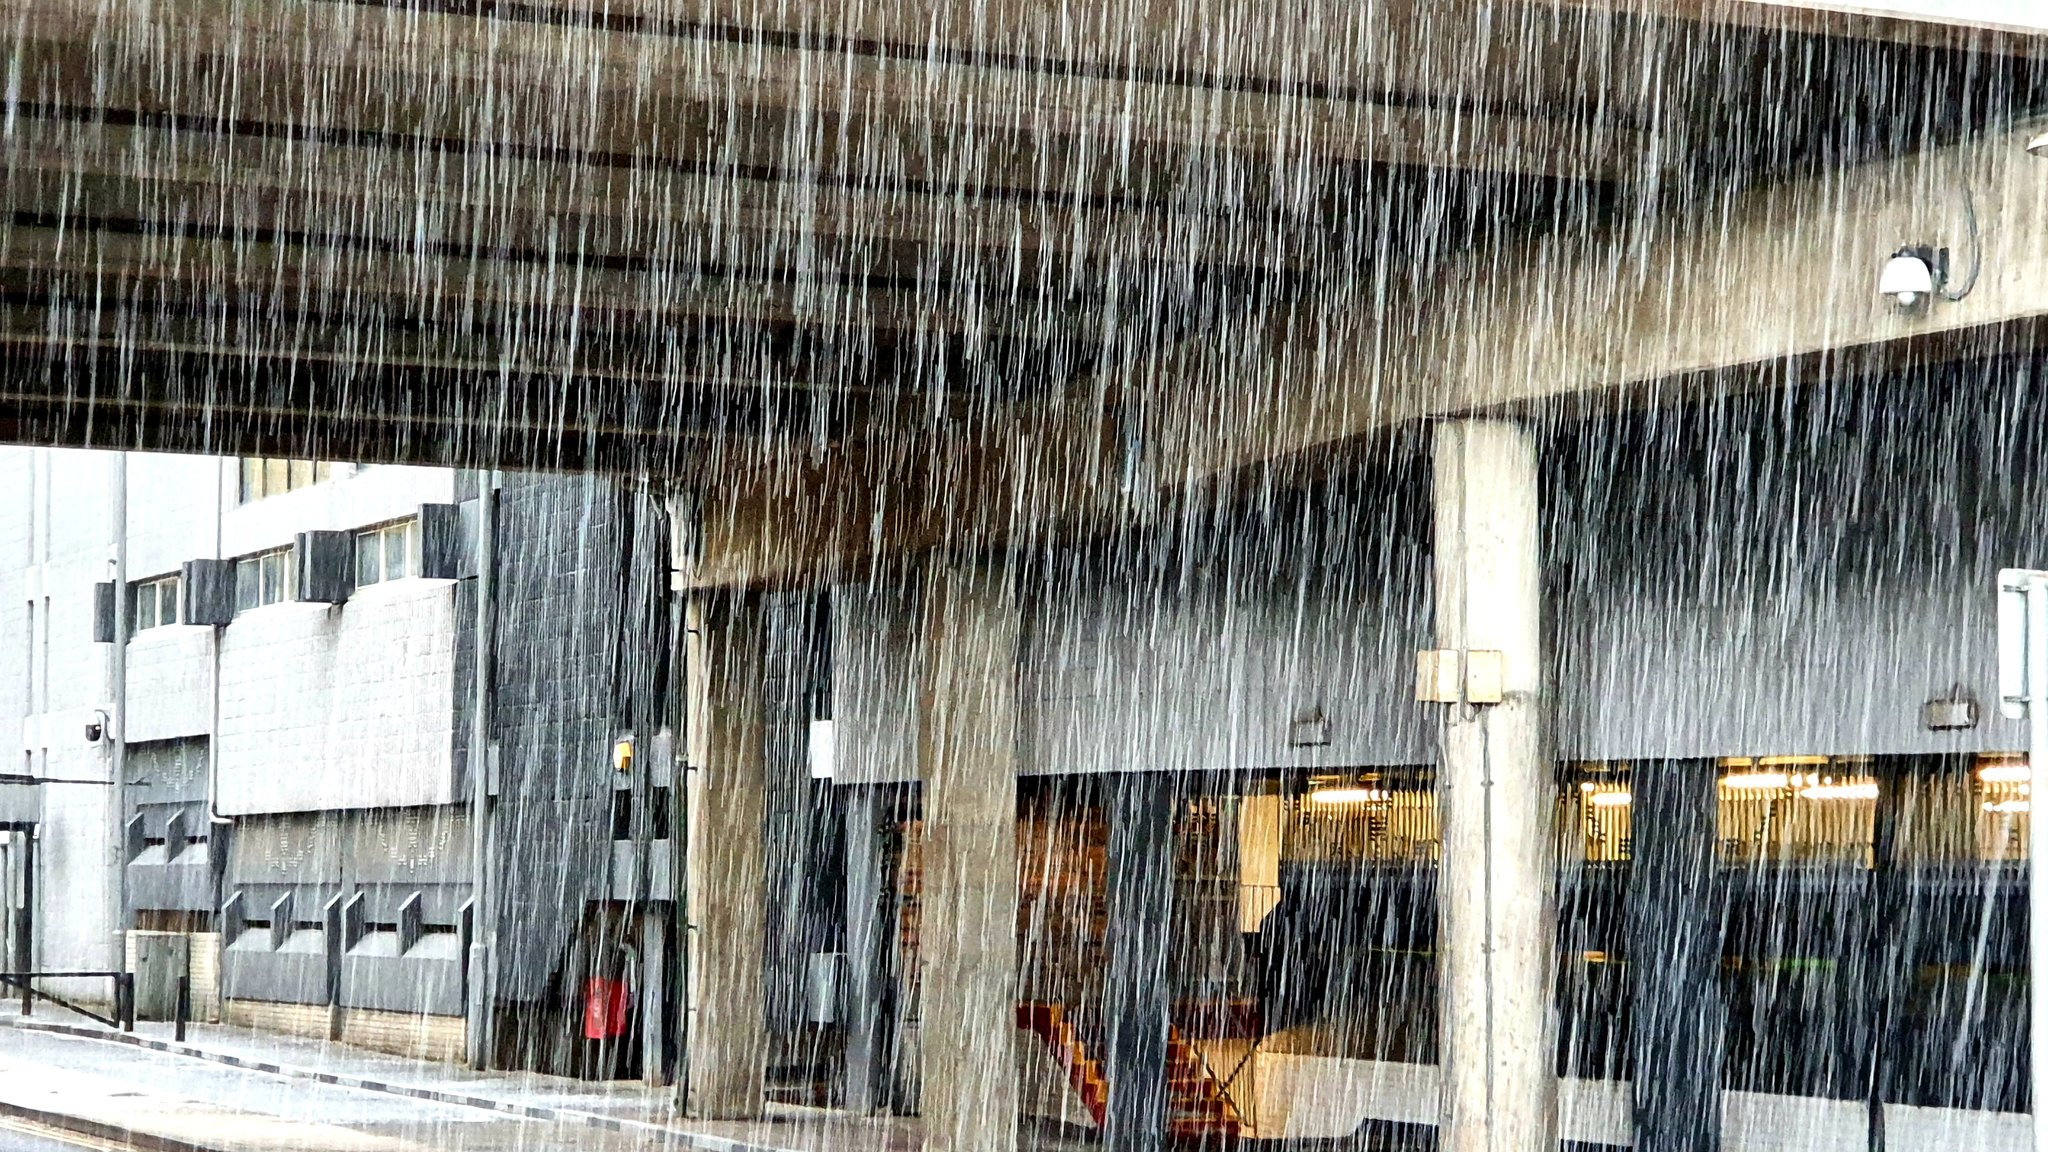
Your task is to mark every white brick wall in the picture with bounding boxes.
[216,578,459,814]
[124,627,214,742]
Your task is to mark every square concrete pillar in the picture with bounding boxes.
[840,783,906,1113]
[1626,760,1724,1152]
[1432,419,1559,1152]
[917,557,1019,1152]
[684,590,770,1119]
[1102,772,1176,1152]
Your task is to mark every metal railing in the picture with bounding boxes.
[0,970,136,1031]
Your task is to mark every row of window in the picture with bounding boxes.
[238,458,348,504]
[132,518,422,633]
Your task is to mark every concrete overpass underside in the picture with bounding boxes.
[2,1,2043,493]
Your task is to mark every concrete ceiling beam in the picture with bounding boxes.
[12,0,1650,191]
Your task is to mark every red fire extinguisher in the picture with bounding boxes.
[583,977,632,1040]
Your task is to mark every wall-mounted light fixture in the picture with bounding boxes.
[1880,183,1981,311]
[1879,245,1944,310]
[2029,131,2048,159]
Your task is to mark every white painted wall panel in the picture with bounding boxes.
[216,578,459,814]
[126,454,228,577]
[125,626,215,742]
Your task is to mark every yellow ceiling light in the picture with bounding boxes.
[1588,792,1632,808]
[1799,782,1879,801]
[1720,772,1791,791]
[1308,787,1392,806]
[1980,763,2034,785]
[1985,799,2032,814]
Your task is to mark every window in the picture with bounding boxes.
[233,548,294,613]
[354,519,416,587]
[129,575,180,634]
[238,458,339,504]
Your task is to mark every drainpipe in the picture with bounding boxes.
[466,471,500,1069]
[207,458,226,825]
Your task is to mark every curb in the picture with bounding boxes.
[2,1018,802,1152]
[0,1097,225,1152]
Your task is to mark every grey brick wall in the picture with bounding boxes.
[489,472,628,1004]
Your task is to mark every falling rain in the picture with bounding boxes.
[2,2,2048,1152]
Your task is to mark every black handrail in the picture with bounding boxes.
[0,970,134,1032]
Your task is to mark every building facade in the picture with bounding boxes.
[0,453,683,1072]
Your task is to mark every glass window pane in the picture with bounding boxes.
[131,587,151,633]
[235,560,258,612]
[385,525,409,580]
[288,460,314,489]
[356,533,380,587]
[263,459,289,498]
[261,552,284,605]
[240,459,262,503]
[314,461,333,483]
[161,581,179,626]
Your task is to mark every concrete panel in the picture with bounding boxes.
[1024,473,1432,777]
[1551,379,2048,763]
[125,454,228,578]
[216,579,459,814]
[124,627,213,742]
[832,583,922,784]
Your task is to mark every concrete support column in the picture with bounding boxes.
[917,557,1019,1152]
[684,591,770,1119]
[1431,419,1558,1152]
[1102,772,1176,1152]
[1626,760,1723,1152]
[841,784,902,1113]
[640,910,670,1088]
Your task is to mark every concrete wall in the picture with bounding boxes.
[833,365,2045,777]
[125,627,214,743]
[9,450,121,974]
[1552,368,2048,762]
[832,455,1435,781]
[127,454,227,578]
[489,472,624,1003]
[215,578,461,815]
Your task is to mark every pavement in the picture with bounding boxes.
[0,1006,936,1152]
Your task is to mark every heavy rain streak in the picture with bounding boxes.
[3,2,2048,1152]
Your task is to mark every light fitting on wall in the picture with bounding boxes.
[2029,131,2048,158]
[1879,246,1942,309]
[1879,186,1981,311]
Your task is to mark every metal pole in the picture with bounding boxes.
[108,452,129,963]
[2028,580,2048,1152]
[466,471,499,1069]
[2007,569,2048,1152]
[18,832,32,1018]
[174,974,190,1043]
